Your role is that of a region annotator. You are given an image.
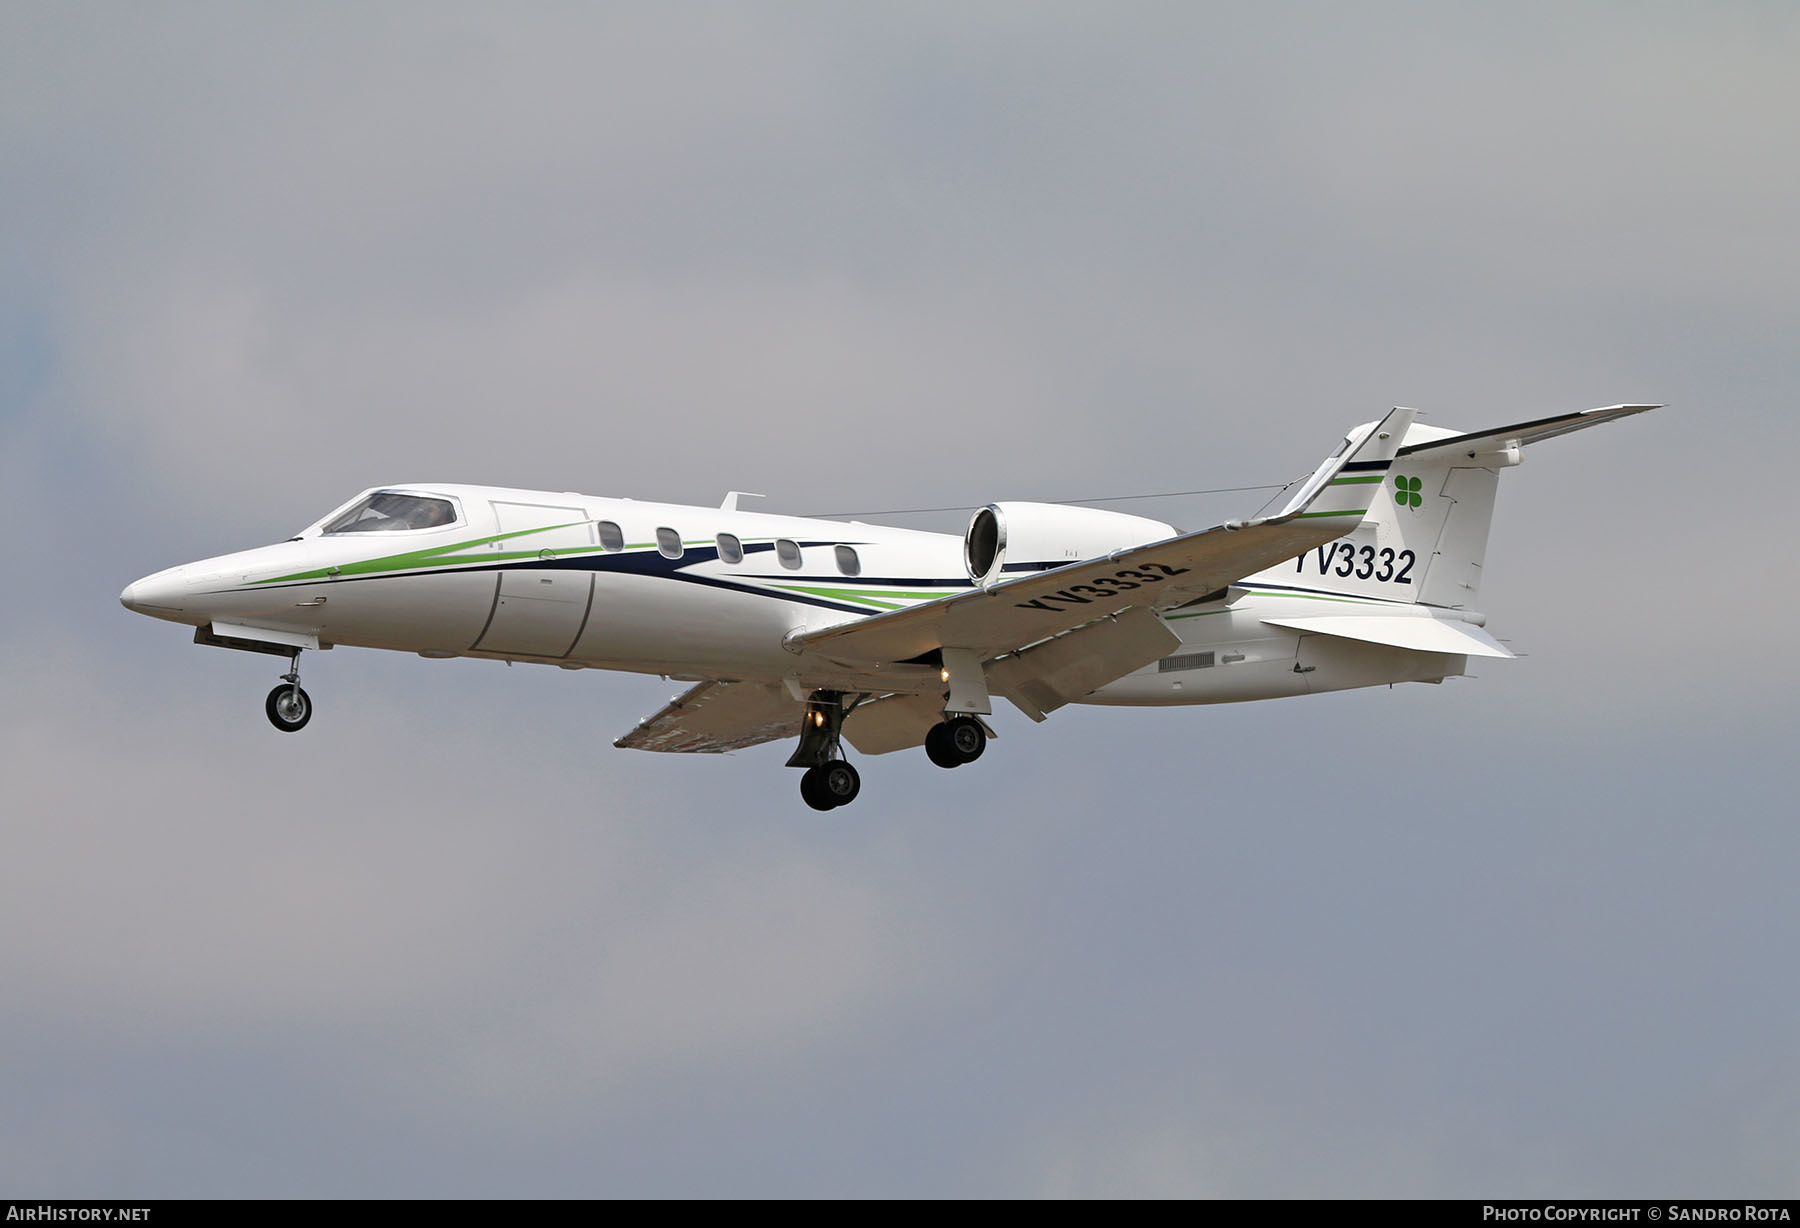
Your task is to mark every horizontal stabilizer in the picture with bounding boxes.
[1262,614,1515,659]
[1399,405,1659,459]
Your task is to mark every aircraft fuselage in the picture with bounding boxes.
[120,483,1464,707]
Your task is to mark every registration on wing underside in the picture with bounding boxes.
[1011,562,1194,610]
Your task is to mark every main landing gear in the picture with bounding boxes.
[783,693,993,809]
[264,651,312,733]
[924,715,986,769]
[800,760,861,811]
[787,690,861,812]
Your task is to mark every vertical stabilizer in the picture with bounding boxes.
[1248,405,1657,609]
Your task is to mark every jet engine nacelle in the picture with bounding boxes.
[964,502,1177,586]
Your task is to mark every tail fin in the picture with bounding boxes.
[1251,405,1657,609]
[1272,406,1416,522]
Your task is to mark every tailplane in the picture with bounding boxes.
[1250,405,1657,609]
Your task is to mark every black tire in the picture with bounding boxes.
[265,684,312,733]
[801,766,836,811]
[924,722,962,769]
[819,760,861,807]
[945,715,985,764]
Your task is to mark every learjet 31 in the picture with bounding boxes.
[121,405,1655,810]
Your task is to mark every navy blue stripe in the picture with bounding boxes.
[236,552,976,617]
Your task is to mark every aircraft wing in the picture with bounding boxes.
[792,408,1416,668]
[616,514,1372,752]
[613,679,802,754]
[791,517,1343,664]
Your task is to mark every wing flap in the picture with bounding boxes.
[987,605,1182,721]
[613,680,803,753]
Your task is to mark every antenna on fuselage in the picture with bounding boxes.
[720,491,766,511]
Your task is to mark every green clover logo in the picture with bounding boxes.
[1394,475,1423,508]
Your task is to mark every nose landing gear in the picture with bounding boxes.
[264,652,312,733]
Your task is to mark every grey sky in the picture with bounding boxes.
[2,3,1795,1197]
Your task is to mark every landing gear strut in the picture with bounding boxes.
[787,689,863,811]
[265,651,312,733]
[924,715,985,768]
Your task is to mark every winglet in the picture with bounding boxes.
[1273,407,1417,522]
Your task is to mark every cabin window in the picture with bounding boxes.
[717,533,744,565]
[656,527,683,559]
[834,545,861,577]
[598,520,624,551]
[776,538,803,570]
[322,492,457,534]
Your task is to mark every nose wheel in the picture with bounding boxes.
[264,652,313,733]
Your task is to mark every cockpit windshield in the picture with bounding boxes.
[321,492,458,534]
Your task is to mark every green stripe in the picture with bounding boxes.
[1238,587,1395,606]
[1293,508,1369,518]
[1328,476,1383,485]
[255,521,593,584]
[767,583,950,610]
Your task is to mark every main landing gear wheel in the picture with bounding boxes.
[925,715,986,768]
[801,760,861,811]
[265,684,312,733]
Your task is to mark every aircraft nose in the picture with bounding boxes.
[120,567,188,614]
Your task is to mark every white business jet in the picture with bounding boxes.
[122,405,1654,810]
